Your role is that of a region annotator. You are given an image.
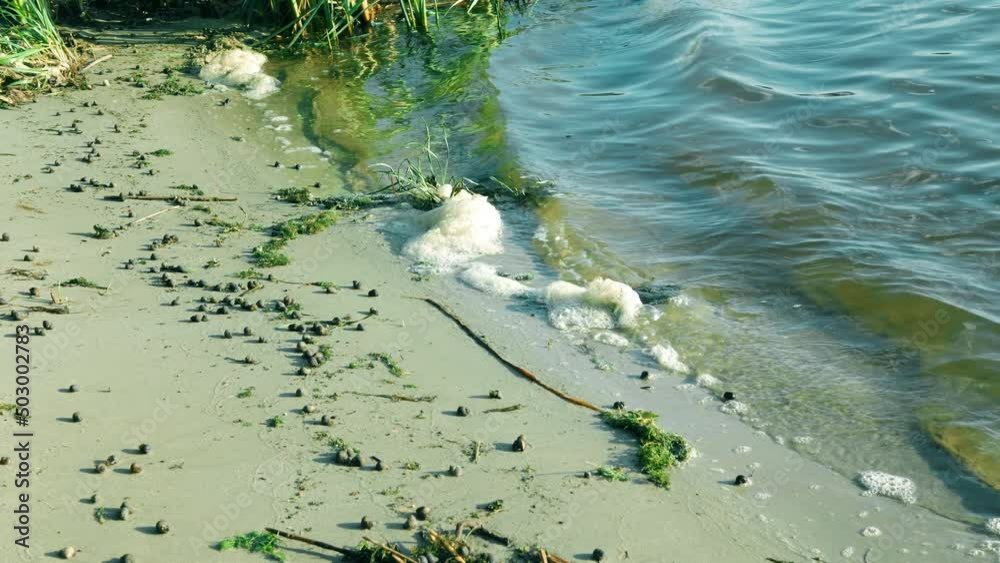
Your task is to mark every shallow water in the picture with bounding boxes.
[259,0,999,525]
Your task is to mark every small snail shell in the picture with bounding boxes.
[155,519,170,534]
[129,463,142,474]
[60,546,77,559]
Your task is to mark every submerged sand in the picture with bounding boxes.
[0,29,995,563]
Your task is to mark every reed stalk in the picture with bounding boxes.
[0,0,76,99]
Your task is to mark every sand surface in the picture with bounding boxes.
[0,30,995,563]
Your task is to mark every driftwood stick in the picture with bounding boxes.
[81,54,113,72]
[427,530,466,563]
[105,194,237,202]
[362,537,418,563]
[483,404,523,414]
[470,526,511,546]
[541,550,549,563]
[130,205,180,226]
[345,391,436,403]
[264,527,355,556]
[415,297,603,412]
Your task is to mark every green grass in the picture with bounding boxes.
[61,277,106,289]
[595,466,629,482]
[0,0,76,100]
[266,415,284,428]
[601,409,690,489]
[149,149,173,157]
[369,352,405,376]
[218,531,286,562]
[237,387,255,399]
[252,212,338,268]
[143,75,203,100]
[170,184,203,195]
[274,187,312,204]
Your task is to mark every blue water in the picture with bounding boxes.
[485,0,1000,522]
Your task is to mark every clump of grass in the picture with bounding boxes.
[61,277,106,289]
[192,204,212,213]
[0,0,77,102]
[170,184,204,195]
[595,466,629,482]
[274,187,312,204]
[403,461,420,471]
[148,149,173,157]
[236,269,264,279]
[237,387,255,399]
[266,415,284,428]
[601,409,690,489]
[143,75,203,100]
[251,212,338,268]
[92,224,114,239]
[369,352,405,376]
[218,531,286,562]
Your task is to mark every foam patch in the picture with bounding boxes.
[721,400,749,415]
[403,186,504,271]
[459,263,536,298]
[649,343,689,373]
[200,49,280,99]
[594,331,630,347]
[543,278,644,332]
[858,471,917,504]
[987,517,1000,536]
[696,373,721,389]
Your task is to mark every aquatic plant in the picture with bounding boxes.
[594,465,629,482]
[601,409,690,489]
[0,0,76,103]
[218,530,286,561]
[252,211,338,268]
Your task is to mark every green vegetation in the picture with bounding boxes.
[266,415,284,428]
[403,460,420,470]
[143,75,203,100]
[0,0,76,103]
[236,269,264,279]
[595,466,629,482]
[61,277,106,289]
[274,187,312,204]
[252,212,338,268]
[170,184,204,195]
[92,224,113,239]
[601,409,690,489]
[237,387,255,399]
[148,149,173,157]
[369,352,405,376]
[218,531,286,562]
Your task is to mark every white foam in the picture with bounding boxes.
[594,331,630,347]
[200,49,280,100]
[734,445,752,454]
[543,278,644,332]
[649,343,689,373]
[721,400,749,415]
[459,263,536,298]
[696,373,721,389]
[987,517,1000,536]
[841,547,854,558]
[858,471,916,504]
[403,186,503,271]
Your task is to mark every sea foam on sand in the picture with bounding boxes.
[403,185,503,271]
[200,49,280,99]
[858,471,917,504]
[543,278,644,331]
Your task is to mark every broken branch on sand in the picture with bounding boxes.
[414,297,603,413]
[483,404,524,414]
[105,194,238,202]
[263,527,357,557]
[345,391,436,403]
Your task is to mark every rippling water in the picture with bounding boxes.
[264,0,999,523]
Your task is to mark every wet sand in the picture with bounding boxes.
[0,30,994,563]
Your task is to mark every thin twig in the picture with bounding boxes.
[483,404,523,414]
[362,537,418,563]
[345,391,436,403]
[414,297,602,412]
[263,527,356,556]
[81,54,112,72]
[130,205,180,226]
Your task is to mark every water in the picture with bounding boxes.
[261,0,1000,525]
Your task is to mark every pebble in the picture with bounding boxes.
[42,320,53,330]
[489,390,502,400]
[71,412,83,423]
[457,406,471,417]
[155,520,170,534]
[592,548,605,561]
[448,465,463,477]
[60,546,77,559]
[303,404,317,414]
[512,434,527,452]
[405,514,418,530]
[367,289,378,297]
[130,463,142,474]
[321,415,335,426]
[361,516,375,530]
[139,443,151,454]
[723,391,736,402]
[295,388,304,397]
[415,506,430,521]
[121,554,135,563]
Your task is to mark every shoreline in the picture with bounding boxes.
[0,31,995,563]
